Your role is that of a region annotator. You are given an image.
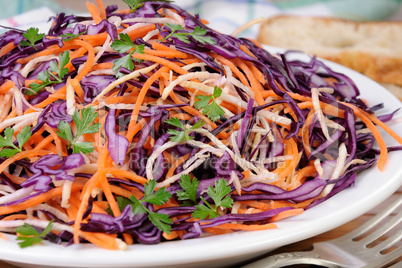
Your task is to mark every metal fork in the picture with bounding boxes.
[242,195,402,268]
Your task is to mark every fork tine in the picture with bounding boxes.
[373,224,402,252]
[359,207,402,247]
[363,245,402,268]
[339,196,402,241]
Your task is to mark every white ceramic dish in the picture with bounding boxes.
[1,46,402,268]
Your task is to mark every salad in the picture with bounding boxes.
[0,0,401,250]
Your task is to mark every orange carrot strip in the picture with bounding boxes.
[95,0,107,20]
[212,53,251,88]
[1,214,29,221]
[127,24,156,40]
[166,154,190,179]
[210,223,277,231]
[70,78,85,101]
[33,135,54,150]
[86,1,102,24]
[105,168,148,185]
[233,58,265,106]
[16,44,79,64]
[270,208,304,222]
[126,66,169,142]
[69,39,95,81]
[0,42,16,58]
[89,62,113,71]
[342,103,388,171]
[80,232,120,250]
[275,137,299,179]
[0,150,50,174]
[0,184,84,215]
[163,230,186,240]
[144,48,188,59]
[74,146,109,243]
[132,53,188,75]
[0,80,15,94]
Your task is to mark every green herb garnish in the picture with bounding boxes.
[192,178,233,220]
[27,51,70,95]
[163,23,216,45]
[129,180,172,234]
[60,30,87,41]
[111,33,145,78]
[107,196,132,216]
[0,126,32,158]
[194,86,225,122]
[165,117,205,142]
[15,221,53,248]
[19,27,45,50]
[176,174,199,206]
[56,106,101,154]
[123,0,173,13]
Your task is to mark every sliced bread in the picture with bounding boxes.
[257,16,402,89]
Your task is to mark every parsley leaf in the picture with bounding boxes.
[123,0,172,13]
[165,117,205,142]
[163,24,216,45]
[19,27,45,50]
[194,86,225,122]
[15,221,53,248]
[129,180,172,234]
[111,33,144,78]
[56,106,101,154]
[176,174,199,204]
[27,51,70,95]
[107,196,131,216]
[192,178,233,220]
[60,30,87,41]
[0,126,32,158]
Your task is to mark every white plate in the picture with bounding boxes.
[1,46,402,268]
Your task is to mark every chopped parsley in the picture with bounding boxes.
[163,23,216,45]
[194,86,225,122]
[56,106,101,154]
[111,33,145,78]
[15,221,53,248]
[192,178,233,220]
[27,51,70,95]
[129,180,172,234]
[0,126,32,158]
[19,27,45,50]
[165,117,205,142]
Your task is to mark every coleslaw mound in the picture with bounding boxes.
[0,0,401,249]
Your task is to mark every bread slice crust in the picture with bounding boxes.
[257,16,402,86]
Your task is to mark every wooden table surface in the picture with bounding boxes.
[0,187,400,268]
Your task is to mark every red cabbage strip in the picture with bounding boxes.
[105,109,129,166]
[307,173,357,209]
[236,98,254,153]
[233,178,327,202]
[309,129,344,159]
[21,154,84,192]
[31,101,72,133]
[87,20,118,40]
[48,13,90,36]
[200,207,293,228]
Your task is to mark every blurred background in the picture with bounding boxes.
[1,0,402,20]
[0,0,401,38]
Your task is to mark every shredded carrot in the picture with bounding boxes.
[0,0,400,251]
[95,0,106,20]
[208,223,277,231]
[0,80,15,94]
[0,42,16,58]
[270,208,304,222]
[86,1,103,24]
